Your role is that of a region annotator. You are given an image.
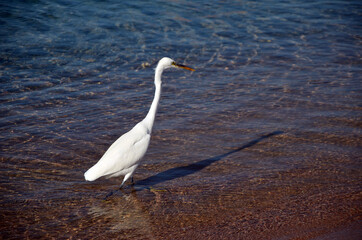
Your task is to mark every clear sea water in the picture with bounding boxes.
[1,0,361,239]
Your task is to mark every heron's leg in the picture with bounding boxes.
[120,172,133,189]
[104,190,114,200]
[119,165,138,189]
[119,180,126,189]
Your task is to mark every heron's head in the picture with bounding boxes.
[157,57,195,71]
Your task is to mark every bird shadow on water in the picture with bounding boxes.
[134,131,283,189]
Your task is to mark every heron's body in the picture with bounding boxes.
[84,57,194,188]
[84,121,150,183]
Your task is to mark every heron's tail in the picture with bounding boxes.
[84,166,101,181]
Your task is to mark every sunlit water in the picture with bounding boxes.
[1,0,361,239]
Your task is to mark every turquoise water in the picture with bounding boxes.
[1,0,361,239]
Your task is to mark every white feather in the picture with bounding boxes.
[84,122,150,181]
[83,57,194,188]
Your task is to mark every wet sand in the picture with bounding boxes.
[1,130,361,239]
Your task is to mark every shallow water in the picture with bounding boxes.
[1,0,361,239]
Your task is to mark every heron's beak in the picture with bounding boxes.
[172,62,195,71]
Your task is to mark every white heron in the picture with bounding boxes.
[84,57,195,188]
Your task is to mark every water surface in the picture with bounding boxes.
[1,0,361,239]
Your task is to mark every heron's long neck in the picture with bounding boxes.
[144,68,163,131]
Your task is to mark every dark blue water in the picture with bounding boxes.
[1,1,361,239]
